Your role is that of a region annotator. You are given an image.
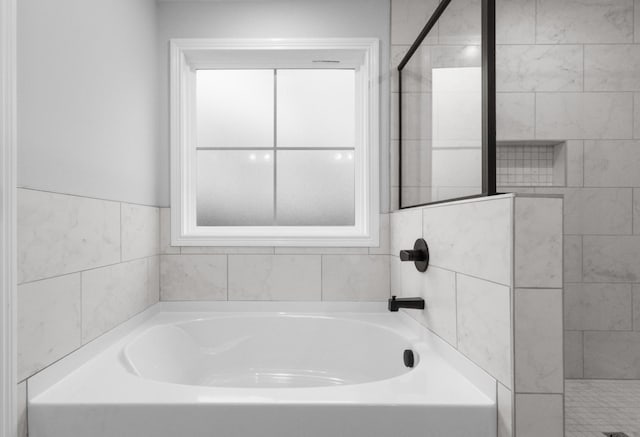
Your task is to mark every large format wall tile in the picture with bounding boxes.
[423,197,512,285]
[636,0,640,43]
[564,331,584,379]
[497,383,513,437]
[515,289,563,394]
[496,93,535,140]
[565,283,632,331]
[390,207,422,257]
[160,254,227,301]
[634,189,640,234]
[514,197,562,288]
[536,93,633,140]
[536,187,632,235]
[391,140,432,188]
[322,255,389,301]
[536,0,633,44]
[635,285,640,330]
[635,94,640,139]
[121,203,159,261]
[566,140,584,187]
[584,140,640,186]
[18,381,27,437]
[437,0,481,45]
[400,264,457,346]
[584,331,640,378]
[497,45,583,92]
[147,255,160,306]
[585,45,640,91]
[390,0,439,45]
[18,274,81,381]
[514,394,564,437]
[456,274,511,387]
[228,255,321,301]
[564,236,582,283]
[495,0,535,44]
[583,236,640,282]
[17,189,120,283]
[81,258,149,343]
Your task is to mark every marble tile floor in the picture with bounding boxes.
[566,379,640,437]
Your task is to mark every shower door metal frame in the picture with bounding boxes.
[397,0,497,209]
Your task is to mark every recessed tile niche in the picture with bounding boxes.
[496,141,566,188]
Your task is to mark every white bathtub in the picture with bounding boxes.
[29,302,497,437]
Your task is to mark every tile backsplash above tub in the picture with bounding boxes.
[17,188,160,381]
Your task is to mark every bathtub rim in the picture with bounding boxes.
[28,301,497,404]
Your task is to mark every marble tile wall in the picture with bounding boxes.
[158,209,392,302]
[390,194,564,437]
[391,0,640,384]
[17,188,160,383]
[487,0,640,383]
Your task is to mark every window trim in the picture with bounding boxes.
[170,38,380,247]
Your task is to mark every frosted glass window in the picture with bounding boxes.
[277,70,355,148]
[197,150,274,226]
[197,70,274,147]
[277,151,355,226]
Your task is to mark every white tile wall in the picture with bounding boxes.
[81,258,151,342]
[422,197,513,285]
[564,283,633,331]
[496,93,535,140]
[160,254,227,301]
[585,45,640,91]
[535,93,633,140]
[536,0,633,44]
[497,45,583,92]
[496,0,534,44]
[228,255,321,301]
[457,273,512,387]
[583,236,640,283]
[17,189,160,381]
[497,383,513,437]
[564,331,584,379]
[515,288,564,393]
[322,255,390,301]
[17,381,27,437]
[584,140,640,186]
[121,203,159,261]
[514,196,562,288]
[399,264,457,346]
[18,189,120,284]
[583,331,640,379]
[18,274,81,381]
[515,394,564,437]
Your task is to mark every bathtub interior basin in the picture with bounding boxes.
[124,315,415,388]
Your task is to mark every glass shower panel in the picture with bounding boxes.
[196,150,274,226]
[196,70,274,148]
[276,150,355,226]
[399,0,483,207]
[276,69,355,148]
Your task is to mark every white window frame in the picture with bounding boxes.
[170,38,379,247]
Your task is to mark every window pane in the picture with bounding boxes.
[197,150,274,226]
[276,150,354,226]
[196,70,274,147]
[277,70,355,148]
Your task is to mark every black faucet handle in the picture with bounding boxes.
[400,249,426,262]
[399,238,429,272]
